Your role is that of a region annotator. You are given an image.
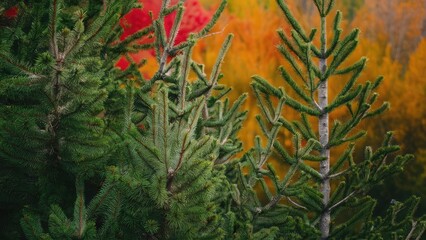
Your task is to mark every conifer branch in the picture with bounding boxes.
[87,182,116,219]
[277,0,309,42]
[415,224,425,240]
[328,191,356,212]
[112,26,154,51]
[159,3,184,75]
[286,197,308,210]
[63,17,84,60]
[277,46,306,85]
[279,66,311,104]
[327,169,349,179]
[0,53,46,80]
[169,98,205,190]
[261,194,283,212]
[277,29,305,61]
[324,0,335,16]
[178,41,194,109]
[161,91,169,173]
[405,220,418,240]
[75,179,86,238]
[209,34,233,93]
[20,212,43,239]
[195,0,227,38]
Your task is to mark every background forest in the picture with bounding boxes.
[187,0,426,214]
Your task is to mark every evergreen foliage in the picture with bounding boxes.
[241,0,426,239]
[0,0,138,238]
[0,0,424,239]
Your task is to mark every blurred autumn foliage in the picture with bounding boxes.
[3,6,18,18]
[123,0,426,213]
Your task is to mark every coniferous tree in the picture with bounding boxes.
[0,0,139,238]
[238,0,426,239]
[88,1,249,237]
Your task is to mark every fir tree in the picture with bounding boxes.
[0,0,139,238]
[239,0,426,239]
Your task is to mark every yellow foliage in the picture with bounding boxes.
[352,0,426,63]
[392,39,426,142]
[403,39,426,119]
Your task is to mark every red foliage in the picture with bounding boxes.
[117,0,212,71]
[3,6,18,18]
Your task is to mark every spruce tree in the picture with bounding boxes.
[86,1,248,237]
[0,0,139,238]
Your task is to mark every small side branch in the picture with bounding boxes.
[328,169,349,179]
[328,191,356,212]
[405,220,417,240]
[261,194,283,212]
[0,53,46,80]
[287,197,308,210]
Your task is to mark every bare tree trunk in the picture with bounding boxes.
[318,15,330,240]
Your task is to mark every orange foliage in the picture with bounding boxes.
[325,8,422,154]
[352,0,426,63]
[389,39,426,146]
[401,39,426,122]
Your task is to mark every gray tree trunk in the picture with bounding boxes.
[318,16,330,240]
